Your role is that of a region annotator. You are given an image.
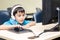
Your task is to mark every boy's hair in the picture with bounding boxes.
[13,7,25,16]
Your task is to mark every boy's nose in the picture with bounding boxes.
[20,16,23,18]
[20,16,24,19]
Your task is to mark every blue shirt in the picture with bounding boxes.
[3,18,31,25]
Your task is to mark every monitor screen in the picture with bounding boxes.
[42,0,60,25]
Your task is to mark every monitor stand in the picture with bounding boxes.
[44,24,59,32]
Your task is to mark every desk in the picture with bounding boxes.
[0,23,60,40]
[33,32,60,40]
[0,30,34,40]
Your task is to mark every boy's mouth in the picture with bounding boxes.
[19,20,24,23]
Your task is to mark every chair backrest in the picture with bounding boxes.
[7,7,12,16]
[32,8,42,23]
[0,10,10,25]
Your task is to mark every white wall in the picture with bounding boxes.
[0,0,42,13]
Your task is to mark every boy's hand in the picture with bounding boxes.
[14,25,21,28]
[14,25,24,31]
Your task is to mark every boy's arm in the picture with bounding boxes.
[22,21,36,29]
[0,25,20,30]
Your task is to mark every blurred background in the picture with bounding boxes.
[0,0,42,13]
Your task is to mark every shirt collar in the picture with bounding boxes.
[10,18,25,25]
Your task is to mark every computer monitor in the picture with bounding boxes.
[42,0,60,25]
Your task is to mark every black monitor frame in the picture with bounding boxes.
[42,0,60,25]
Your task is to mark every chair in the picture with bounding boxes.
[0,10,10,25]
[32,8,42,23]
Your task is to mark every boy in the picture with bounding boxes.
[3,4,35,30]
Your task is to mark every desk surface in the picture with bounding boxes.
[34,32,60,40]
[0,23,60,40]
[0,30,34,40]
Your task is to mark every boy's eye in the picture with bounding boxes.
[23,14,25,16]
[18,15,21,17]
[18,15,25,17]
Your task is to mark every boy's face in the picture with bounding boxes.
[15,12,26,23]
